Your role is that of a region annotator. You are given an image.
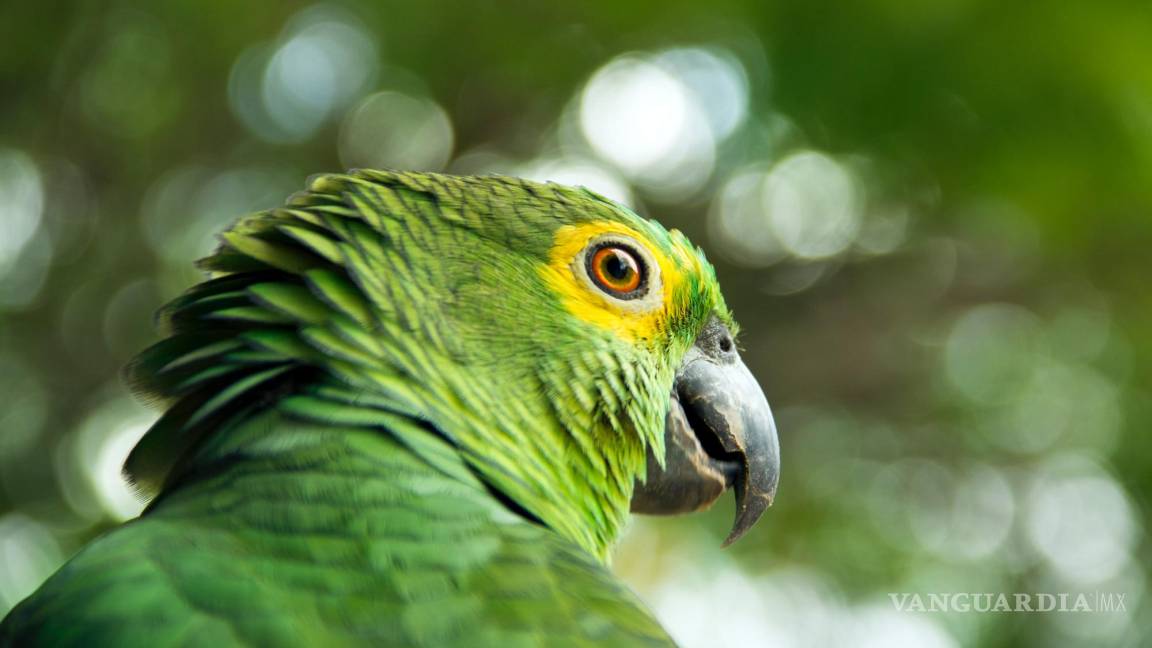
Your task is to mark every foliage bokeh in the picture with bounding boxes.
[1,1,1150,645]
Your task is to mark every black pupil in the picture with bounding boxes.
[604,251,633,281]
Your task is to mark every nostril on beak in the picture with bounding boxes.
[719,335,733,354]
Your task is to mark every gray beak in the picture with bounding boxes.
[631,318,780,546]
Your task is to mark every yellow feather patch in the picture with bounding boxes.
[539,221,704,343]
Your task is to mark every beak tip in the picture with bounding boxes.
[721,486,776,547]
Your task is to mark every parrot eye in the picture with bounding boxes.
[586,243,646,299]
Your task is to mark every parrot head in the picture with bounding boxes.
[127,171,778,560]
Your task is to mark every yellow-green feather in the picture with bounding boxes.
[2,171,733,647]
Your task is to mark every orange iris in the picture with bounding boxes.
[590,246,642,294]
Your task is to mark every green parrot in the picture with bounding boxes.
[1,171,778,647]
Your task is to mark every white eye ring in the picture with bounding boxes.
[586,241,647,299]
[573,235,664,311]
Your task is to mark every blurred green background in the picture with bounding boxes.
[1,1,1150,645]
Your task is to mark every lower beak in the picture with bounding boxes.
[631,321,780,546]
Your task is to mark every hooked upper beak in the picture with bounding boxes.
[630,318,780,546]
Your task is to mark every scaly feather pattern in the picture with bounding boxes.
[2,171,734,647]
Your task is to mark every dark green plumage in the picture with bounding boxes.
[2,410,672,646]
[1,170,742,647]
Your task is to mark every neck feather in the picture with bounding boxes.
[126,172,660,561]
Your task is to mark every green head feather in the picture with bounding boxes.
[126,170,734,559]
